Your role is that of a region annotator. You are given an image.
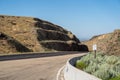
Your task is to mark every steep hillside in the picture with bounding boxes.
[0,32,31,53]
[83,29,120,55]
[0,15,84,54]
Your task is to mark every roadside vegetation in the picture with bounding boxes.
[76,52,120,80]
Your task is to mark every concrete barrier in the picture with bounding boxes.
[64,55,102,80]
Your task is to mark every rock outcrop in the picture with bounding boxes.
[0,15,85,54]
[83,29,120,55]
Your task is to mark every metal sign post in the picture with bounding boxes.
[93,44,97,58]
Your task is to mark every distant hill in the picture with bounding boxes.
[83,29,120,55]
[0,15,87,54]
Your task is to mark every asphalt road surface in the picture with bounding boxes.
[0,52,86,80]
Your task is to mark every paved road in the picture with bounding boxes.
[0,52,86,80]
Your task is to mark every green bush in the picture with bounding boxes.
[92,68,110,80]
[105,55,119,64]
[76,53,120,80]
[84,62,98,74]
[76,60,87,70]
[110,75,120,80]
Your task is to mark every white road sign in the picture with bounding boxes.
[93,44,97,50]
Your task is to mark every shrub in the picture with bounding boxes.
[105,55,119,64]
[76,53,120,80]
[92,68,110,80]
[84,62,98,74]
[76,60,87,70]
[110,75,120,80]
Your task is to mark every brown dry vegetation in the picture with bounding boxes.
[0,15,85,54]
[83,29,120,55]
[0,32,31,53]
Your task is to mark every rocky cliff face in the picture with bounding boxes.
[83,29,120,55]
[0,15,84,54]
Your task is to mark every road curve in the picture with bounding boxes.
[0,52,86,80]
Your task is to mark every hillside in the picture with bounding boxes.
[0,15,85,54]
[83,29,120,55]
[0,32,31,53]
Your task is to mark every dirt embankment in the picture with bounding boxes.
[0,15,87,54]
[83,29,120,55]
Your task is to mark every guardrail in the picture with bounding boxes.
[64,55,101,80]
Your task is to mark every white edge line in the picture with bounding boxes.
[56,65,65,80]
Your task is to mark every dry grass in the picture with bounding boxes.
[0,15,81,54]
[83,30,120,55]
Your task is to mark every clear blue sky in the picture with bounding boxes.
[0,0,120,40]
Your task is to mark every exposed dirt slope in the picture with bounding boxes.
[83,29,120,55]
[0,32,31,53]
[0,15,84,54]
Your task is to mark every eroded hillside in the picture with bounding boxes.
[0,15,84,54]
[83,29,120,55]
[0,32,31,53]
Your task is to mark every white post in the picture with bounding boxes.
[93,44,97,58]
